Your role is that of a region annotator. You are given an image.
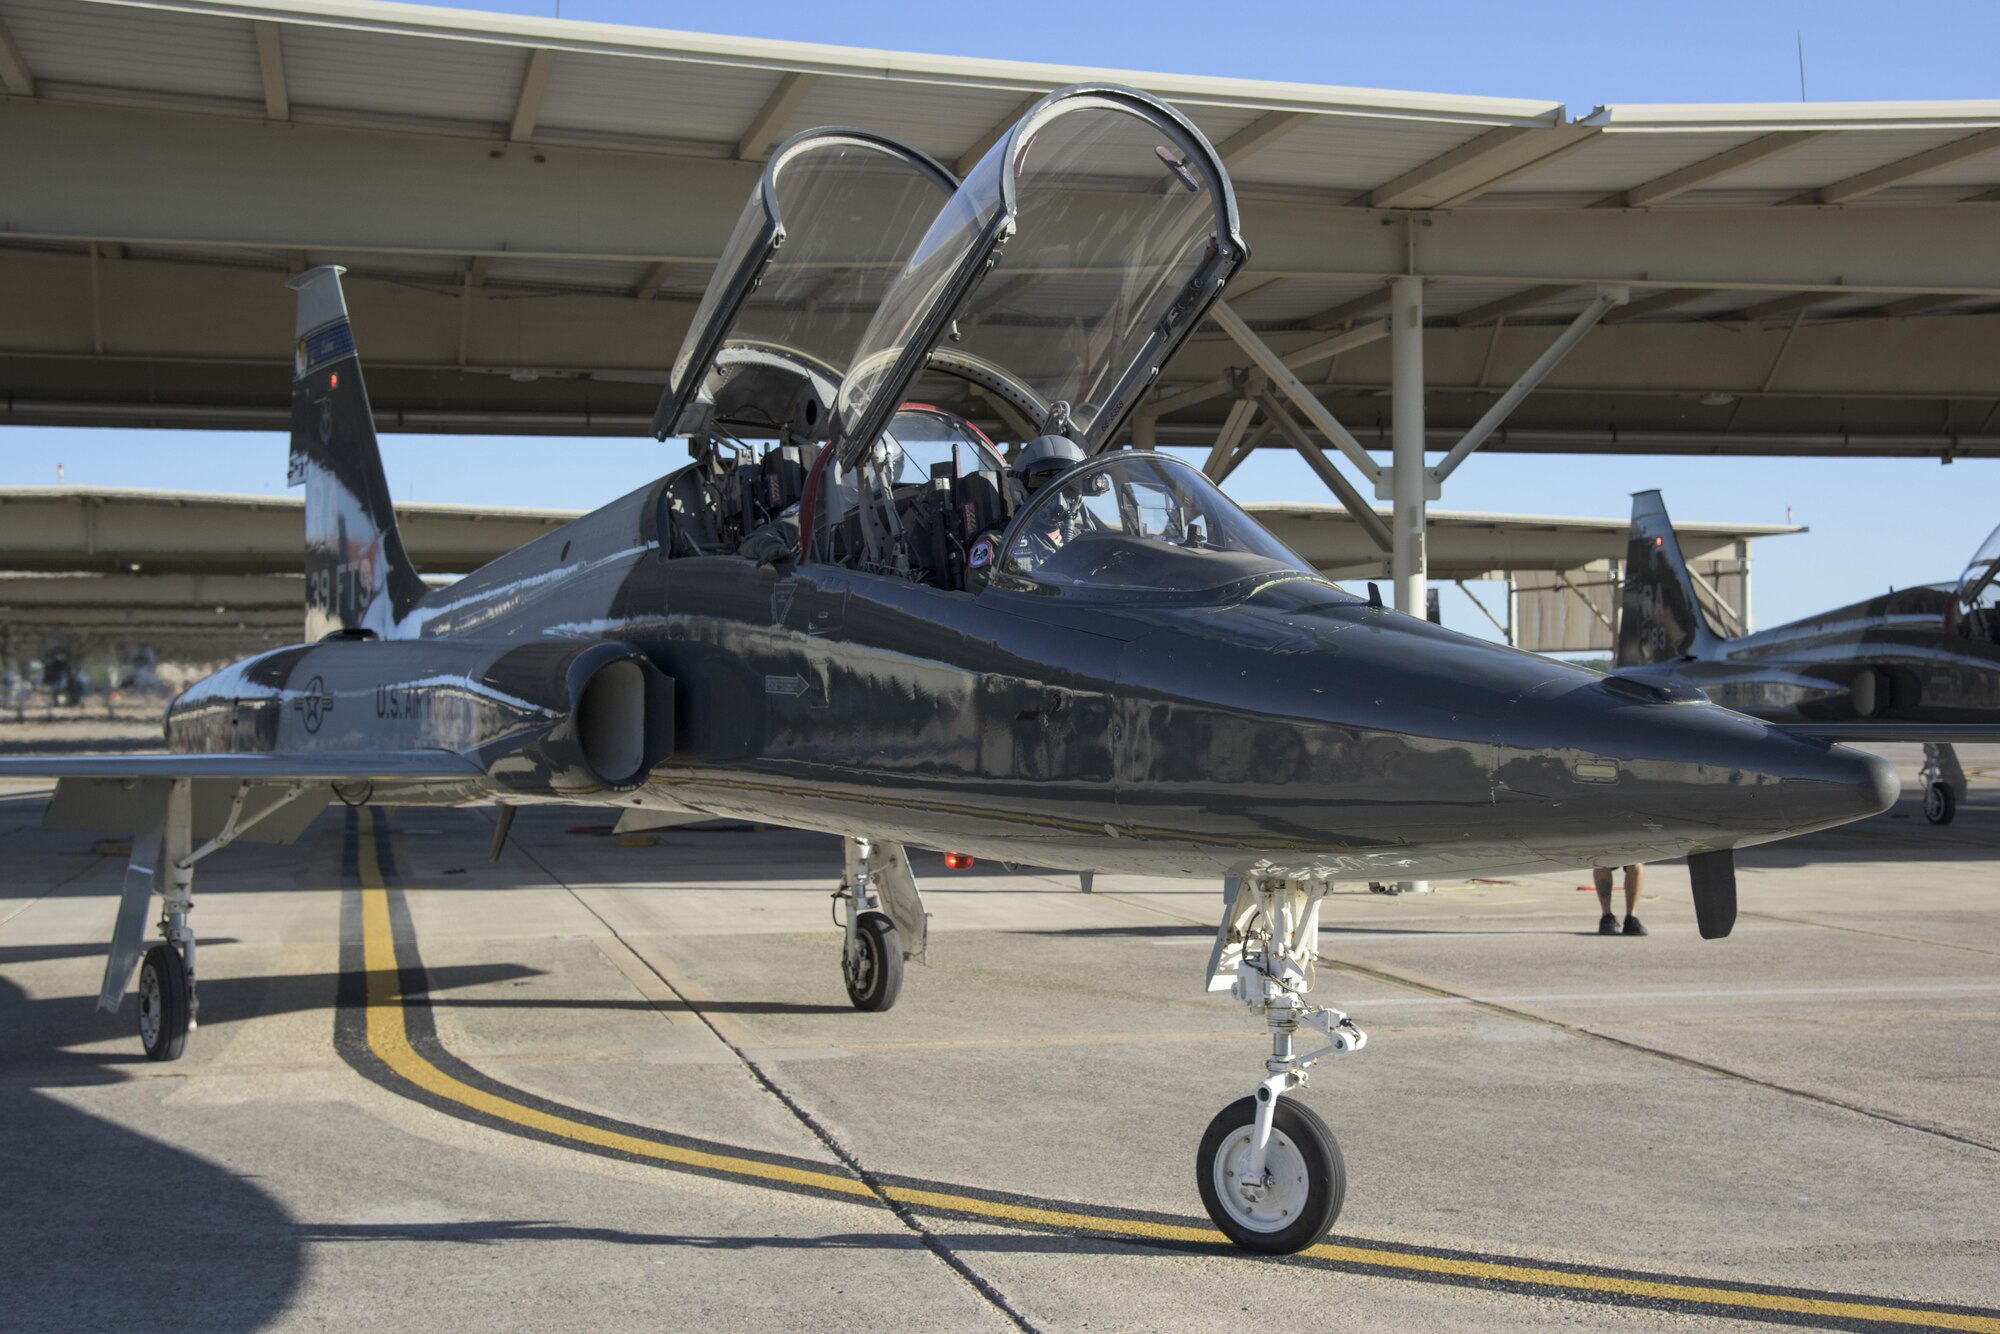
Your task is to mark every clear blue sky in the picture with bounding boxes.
[7,0,1998,638]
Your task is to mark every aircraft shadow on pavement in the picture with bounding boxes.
[0,963,539,1082]
[0,938,240,966]
[0,1081,302,1330]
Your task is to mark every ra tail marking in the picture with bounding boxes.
[288,265,425,641]
[1615,490,1726,668]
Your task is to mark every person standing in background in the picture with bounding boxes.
[1594,864,1647,936]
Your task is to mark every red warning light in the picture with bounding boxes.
[944,852,974,870]
[330,372,340,389]
[1653,536,1663,547]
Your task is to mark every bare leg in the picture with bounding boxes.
[1623,865,1643,917]
[1593,867,1614,916]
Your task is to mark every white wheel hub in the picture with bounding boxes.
[1212,1125,1311,1232]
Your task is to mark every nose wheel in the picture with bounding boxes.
[1201,875,1366,1253]
[1198,1094,1344,1253]
[1921,743,1964,826]
[833,836,927,1012]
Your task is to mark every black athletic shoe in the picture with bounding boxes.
[1598,913,1619,935]
[1623,916,1648,937]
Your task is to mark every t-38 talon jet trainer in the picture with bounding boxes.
[1614,490,2000,826]
[0,86,1899,1255]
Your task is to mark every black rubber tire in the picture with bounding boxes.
[1197,1095,1344,1254]
[842,911,903,1012]
[137,943,190,1062]
[1925,782,1957,826]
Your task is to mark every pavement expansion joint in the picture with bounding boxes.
[312,809,2000,1333]
[1325,954,2000,1157]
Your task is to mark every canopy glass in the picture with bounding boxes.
[653,130,956,441]
[994,454,1331,603]
[832,85,1245,462]
[1956,520,2000,609]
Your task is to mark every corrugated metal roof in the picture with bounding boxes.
[5,0,263,100]
[281,20,527,122]
[2,0,1997,451]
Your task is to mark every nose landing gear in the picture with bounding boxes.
[833,836,928,1011]
[1199,876,1365,1253]
[1921,742,1965,825]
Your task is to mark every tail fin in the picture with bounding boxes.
[287,266,424,640]
[1614,490,1725,667]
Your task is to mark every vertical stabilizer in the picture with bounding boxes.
[287,266,424,640]
[1615,490,1726,667]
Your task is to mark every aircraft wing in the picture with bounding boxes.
[0,750,483,781]
[1773,723,2000,744]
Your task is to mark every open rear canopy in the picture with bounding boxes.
[652,130,956,442]
[831,85,1247,465]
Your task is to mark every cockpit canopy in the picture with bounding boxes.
[1954,520,2000,641]
[652,130,957,442]
[1957,521,2000,608]
[994,453,1330,604]
[830,84,1246,465]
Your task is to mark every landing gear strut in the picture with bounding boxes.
[98,778,310,1059]
[1199,876,1365,1253]
[1921,742,1964,826]
[833,836,928,1012]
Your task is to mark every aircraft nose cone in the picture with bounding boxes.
[1779,740,1899,831]
[1617,706,1900,847]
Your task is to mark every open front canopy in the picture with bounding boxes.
[831,85,1247,464]
[652,130,956,441]
[1956,520,2000,613]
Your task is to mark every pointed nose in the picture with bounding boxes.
[1569,680,1900,848]
[1768,737,1899,836]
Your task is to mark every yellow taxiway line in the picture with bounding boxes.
[353,811,1999,1332]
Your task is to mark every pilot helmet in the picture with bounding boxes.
[1012,435,1086,494]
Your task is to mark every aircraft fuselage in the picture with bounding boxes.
[1633,587,2000,724]
[166,475,1896,883]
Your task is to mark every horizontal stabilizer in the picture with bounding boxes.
[1687,848,1737,940]
[1775,722,2000,744]
[0,750,482,781]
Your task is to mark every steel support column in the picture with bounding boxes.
[1390,276,1427,616]
[1389,276,1429,893]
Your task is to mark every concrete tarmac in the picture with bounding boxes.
[2,744,1997,1332]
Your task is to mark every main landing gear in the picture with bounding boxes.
[833,836,929,1012]
[98,777,311,1059]
[1921,742,1965,825]
[1199,877,1365,1253]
